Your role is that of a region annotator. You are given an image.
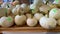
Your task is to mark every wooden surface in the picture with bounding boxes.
[0,24,60,33]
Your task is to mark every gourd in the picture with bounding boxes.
[34,13,44,20]
[49,8,60,19]
[39,5,51,14]
[15,4,20,8]
[39,17,57,29]
[15,15,26,26]
[27,18,37,27]
[16,6,23,14]
[0,16,13,27]
[20,3,30,13]
[12,4,23,15]
[12,7,19,15]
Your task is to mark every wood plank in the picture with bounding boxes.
[0,26,60,33]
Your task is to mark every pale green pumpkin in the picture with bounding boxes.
[0,16,13,27]
[49,8,60,19]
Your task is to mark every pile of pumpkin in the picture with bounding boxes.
[0,0,60,29]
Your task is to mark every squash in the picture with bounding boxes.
[49,8,60,19]
[0,16,13,27]
[12,7,19,15]
[34,13,44,20]
[15,4,20,8]
[39,5,51,14]
[20,3,30,13]
[27,18,37,27]
[39,17,57,29]
[15,15,26,26]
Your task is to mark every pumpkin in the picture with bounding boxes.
[0,16,13,27]
[39,5,51,14]
[15,15,26,26]
[27,18,37,27]
[49,8,60,19]
[20,3,30,13]
[34,13,44,20]
[39,17,57,29]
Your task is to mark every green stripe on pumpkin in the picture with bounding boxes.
[52,8,57,13]
[6,17,12,22]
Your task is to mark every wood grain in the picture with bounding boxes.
[0,25,60,33]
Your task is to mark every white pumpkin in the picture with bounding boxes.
[16,6,23,14]
[0,16,13,27]
[39,17,57,29]
[12,4,22,15]
[20,3,30,13]
[30,4,39,14]
[15,15,26,26]
[12,7,19,15]
[34,13,44,20]
[39,5,51,14]
[27,18,37,27]
[57,19,60,25]
[15,4,20,8]
[49,8,60,19]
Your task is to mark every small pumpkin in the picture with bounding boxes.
[0,16,13,27]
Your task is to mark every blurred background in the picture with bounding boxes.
[0,0,54,4]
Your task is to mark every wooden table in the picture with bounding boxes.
[0,25,60,33]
